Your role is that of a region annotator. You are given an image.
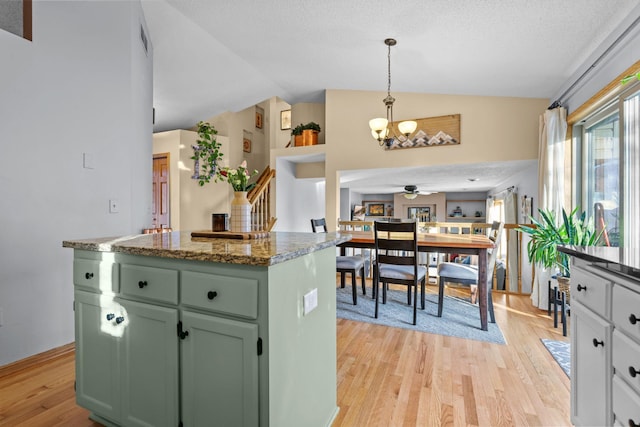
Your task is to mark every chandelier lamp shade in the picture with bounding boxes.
[369,38,417,147]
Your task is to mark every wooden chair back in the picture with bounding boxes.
[374,220,419,270]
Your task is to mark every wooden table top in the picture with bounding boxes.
[339,230,495,249]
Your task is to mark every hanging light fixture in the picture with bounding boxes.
[369,38,417,148]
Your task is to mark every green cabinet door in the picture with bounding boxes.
[180,310,259,427]
[118,298,179,427]
[74,290,122,424]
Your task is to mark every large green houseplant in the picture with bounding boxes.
[191,121,223,186]
[517,207,603,277]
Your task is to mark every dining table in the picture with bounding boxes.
[337,230,496,331]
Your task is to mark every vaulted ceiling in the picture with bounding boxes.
[141,0,639,193]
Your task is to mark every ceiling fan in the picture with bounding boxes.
[402,185,434,199]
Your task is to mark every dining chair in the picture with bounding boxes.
[373,220,427,325]
[311,218,366,305]
[436,221,504,324]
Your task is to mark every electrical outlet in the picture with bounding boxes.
[83,152,95,169]
[109,199,119,213]
[303,289,318,315]
[0,308,4,327]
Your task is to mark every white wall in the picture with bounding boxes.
[0,1,152,366]
[273,158,325,232]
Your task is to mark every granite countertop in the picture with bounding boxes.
[559,246,640,280]
[63,231,351,266]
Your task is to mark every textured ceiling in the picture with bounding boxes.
[140,0,639,194]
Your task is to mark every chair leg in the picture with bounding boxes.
[374,278,380,318]
[437,277,445,317]
[553,286,559,329]
[421,278,426,310]
[488,289,495,323]
[360,266,366,296]
[412,283,418,325]
[372,266,377,299]
[407,285,412,306]
[382,280,387,304]
[547,280,552,315]
[561,291,567,337]
[351,270,357,305]
[340,272,346,288]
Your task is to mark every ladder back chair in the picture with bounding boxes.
[436,221,504,325]
[311,218,366,305]
[373,220,427,325]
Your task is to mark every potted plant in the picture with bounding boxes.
[517,206,603,283]
[291,122,321,146]
[191,121,223,186]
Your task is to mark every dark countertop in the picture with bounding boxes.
[559,246,640,280]
[63,231,351,266]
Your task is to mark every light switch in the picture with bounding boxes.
[303,288,318,315]
[109,199,119,213]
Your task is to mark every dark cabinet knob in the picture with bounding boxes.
[138,280,148,289]
[106,313,115,321]
[592,338,604,347]
[629,419,639,427]
[629,366,640,378]
[115,316,125,324]
[630,314,639,325]
[85,272,94,279]
[207,291,218,300]
[576,284,587,292]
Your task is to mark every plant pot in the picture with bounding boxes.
[294,134,304,147]
[301,129,318,146]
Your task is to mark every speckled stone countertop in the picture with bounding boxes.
[63,231,351,266]
[559,246,640,280]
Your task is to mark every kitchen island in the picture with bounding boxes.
[63,231,350,427]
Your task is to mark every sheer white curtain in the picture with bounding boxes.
[531,107,567,309]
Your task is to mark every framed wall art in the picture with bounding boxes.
[280,109,291,130]
[255,106,264,129]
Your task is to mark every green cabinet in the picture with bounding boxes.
[74,291,179,427]
[72,247,338,426]
[181,310,259,426]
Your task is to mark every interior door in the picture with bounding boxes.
[152,154,170,228]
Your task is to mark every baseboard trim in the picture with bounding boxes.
[0,342,75,377]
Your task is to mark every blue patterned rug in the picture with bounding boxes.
[541,338,570,377]
[336,286,506,344]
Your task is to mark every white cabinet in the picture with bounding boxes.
[569,256,640,427]
[570,300,612,426]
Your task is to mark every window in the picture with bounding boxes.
[575,81,640,247]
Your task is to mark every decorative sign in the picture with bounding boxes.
[385,114,460,150]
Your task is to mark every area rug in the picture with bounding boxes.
[336,286,506,344]
[541,338,570,377]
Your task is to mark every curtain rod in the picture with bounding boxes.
[548,13,640,110]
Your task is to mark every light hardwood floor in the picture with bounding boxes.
[0,283,570,427]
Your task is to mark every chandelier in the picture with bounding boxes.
[369,38,417,147]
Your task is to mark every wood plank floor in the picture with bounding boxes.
[0,283,570,427]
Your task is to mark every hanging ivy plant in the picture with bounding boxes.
[191,121,223,186]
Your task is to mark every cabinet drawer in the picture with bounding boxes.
[120,264,178,305]
[571,266,612,319]
[181,271,258,319]
[613,375,640,427]
[613,284,640,343]
[613,330,640,396]
[74,258,118,293]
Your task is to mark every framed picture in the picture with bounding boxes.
[352,205,365,221]
[243,129,252,153]
[280,109,291,130]
[255,106,264,129]
[367,203,385,216]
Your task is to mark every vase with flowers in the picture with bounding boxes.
[218,160,259,232]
